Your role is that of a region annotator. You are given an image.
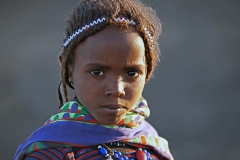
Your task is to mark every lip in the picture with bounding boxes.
[101,104,126,109]
[100,104,127,113]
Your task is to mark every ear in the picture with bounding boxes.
[58,49,74,84]
[58,48,65,65]
[59,54,63,64]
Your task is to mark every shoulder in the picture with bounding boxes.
[24,148,73,160]
[23,147,104,160]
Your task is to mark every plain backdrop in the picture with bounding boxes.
[0,0,240,159]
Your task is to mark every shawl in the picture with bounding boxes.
[14,98,173,160]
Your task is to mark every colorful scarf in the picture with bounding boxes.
[14,98,173,160]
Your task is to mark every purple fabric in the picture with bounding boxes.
[14,120,172,160]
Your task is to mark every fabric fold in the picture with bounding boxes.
[14,99,173,160]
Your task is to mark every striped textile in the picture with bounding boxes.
[14,99,173,160]
[24,146,162,160]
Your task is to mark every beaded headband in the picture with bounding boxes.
[62,17,154,48]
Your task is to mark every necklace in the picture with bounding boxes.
[97,142,152,160]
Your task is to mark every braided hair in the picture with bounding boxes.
[58,0,162,107]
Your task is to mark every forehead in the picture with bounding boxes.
[80,26,143,49]
[73,26,145,64]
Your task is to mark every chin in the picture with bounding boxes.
[98,117,123,125]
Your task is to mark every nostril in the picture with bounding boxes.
[105,87,125,97]
[105,90,125,97]
[119,91,125,97]
[105,79,125,97]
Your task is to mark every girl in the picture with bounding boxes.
[14,0,174,159]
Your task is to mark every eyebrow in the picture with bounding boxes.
[85,63,109,69]
[85,63,145,70]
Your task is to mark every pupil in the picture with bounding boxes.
[93,70,101,75]
[128,71,136,76]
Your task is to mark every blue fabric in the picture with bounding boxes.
[14,100,174,160]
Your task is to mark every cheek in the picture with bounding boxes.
[74,78,103,100]
[128,80,145,98]
[77,80,97,93]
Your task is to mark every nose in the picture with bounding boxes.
[105,78,125,97]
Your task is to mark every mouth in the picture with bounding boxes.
[100,104,127,113]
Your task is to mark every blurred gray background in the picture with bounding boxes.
[1,0,239,159]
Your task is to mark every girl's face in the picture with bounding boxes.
[70,26,146,125]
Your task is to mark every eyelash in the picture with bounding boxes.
[90,70,104,76]
[126,71,140,77]
[89,70,141,78]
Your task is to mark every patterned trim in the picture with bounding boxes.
[114,17,136,25]
[44,98,150,129]
[62,17,106,47]
[144,27,154,48]
[25,145,160,160]
[62,17,154,48]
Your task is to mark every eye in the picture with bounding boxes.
[90,70,104,76]
[127,71,140,77]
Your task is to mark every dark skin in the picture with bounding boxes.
[60,26,147,125]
